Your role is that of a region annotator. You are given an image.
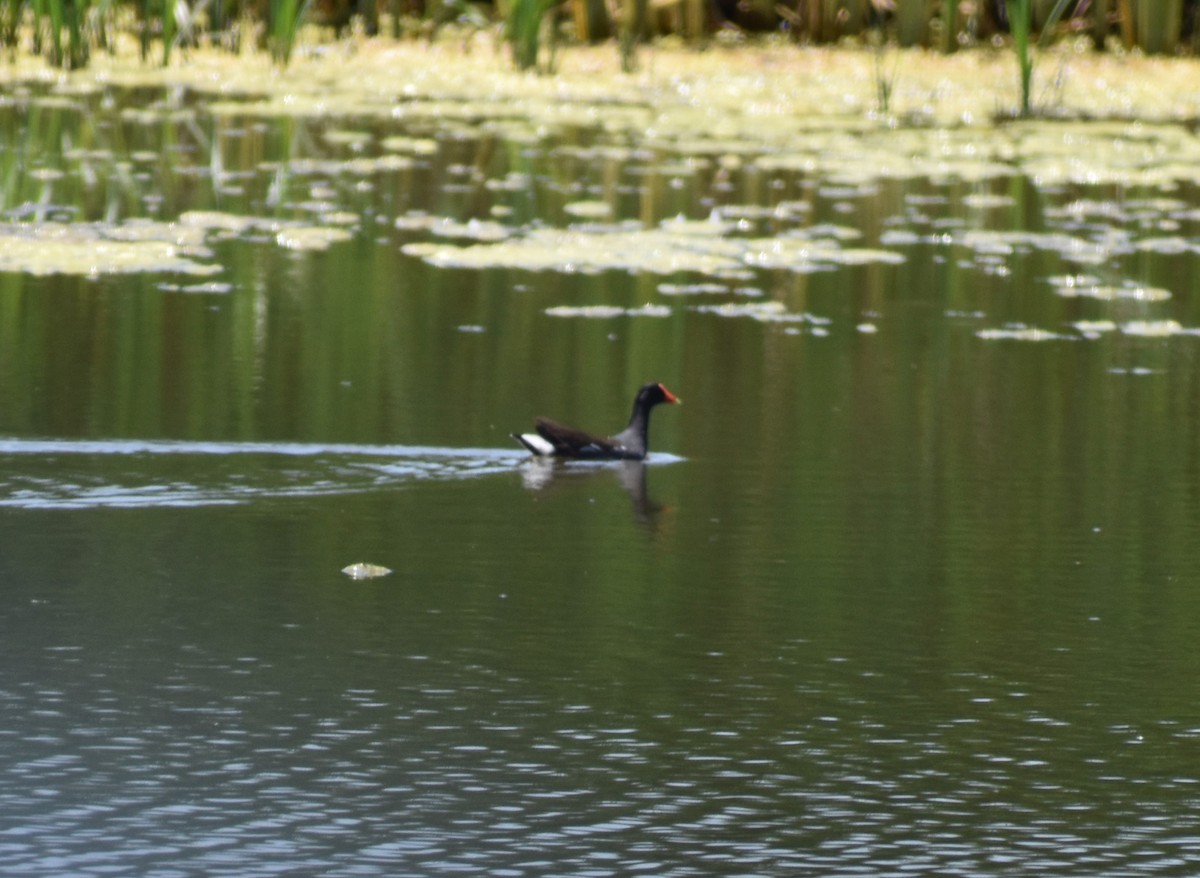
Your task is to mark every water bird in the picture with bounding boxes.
[512,382,680,460]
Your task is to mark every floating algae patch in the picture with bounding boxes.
[324,129,372,148]
[742,236,905,271]
[977,326,1070,342]
[1051,280,1172,302]
[545,305,625,318]
[564,200,614,220]
[957,229,1129,265]
[395,214,513,241]
[403,227,747,276]
[1120,320,1189,337]
[401,220,903,278]
[381,136,439,155]
[1074,320,1118,338]
[158,280,235,294]
[657,282,732,296]
[545,304,671,318]
[276,226,353,251]
[1135,236,1195,255]
[962,193,1016,209]
[0,222,219,277]
[692,301,831,326]
[268,155,417,177]
[179,210,282,236]
[660,215,738,236]
[175,210,355,252]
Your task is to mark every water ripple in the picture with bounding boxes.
[0,438,683,509]
[0,438,525,509]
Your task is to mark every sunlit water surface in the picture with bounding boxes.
[3,62,1200,876]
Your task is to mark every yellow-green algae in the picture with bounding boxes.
[401,221,905,278]
[8,39,1200,339]
[0,210,356,276]
[276,226,354,251]
[979,320,1200,341]
[545,304,671,318]
[0,222,219,276]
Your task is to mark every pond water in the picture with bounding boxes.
[4,47,1200,875]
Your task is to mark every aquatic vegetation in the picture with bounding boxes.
[158,280,236,294]
[1051,281,1172,303]
[401,221,905,278]
[977,326,1069,341]
[0,210,359,276]
[692,301,831,327]
[505,0,562,71]
[269,0,310,65]
[1005,0,1033,116]
[276,226,353,250]
[545,304,671,318]
[1,0,1196,74]
[563,200,613,219]
[1121,320,1187,338]
[396,214,513,241]
[0,221,219,276]
[978,319,1200,342]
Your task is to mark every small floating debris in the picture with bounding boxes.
[342,563,393,580]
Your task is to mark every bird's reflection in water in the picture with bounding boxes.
[518,458,668,530]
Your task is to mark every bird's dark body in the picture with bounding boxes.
[512,382,680,461]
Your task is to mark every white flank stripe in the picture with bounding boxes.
[517,433,556,456]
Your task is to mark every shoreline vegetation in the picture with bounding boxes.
[3,0,1199,77]
[5,30,1200,128]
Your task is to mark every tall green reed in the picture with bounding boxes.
[939,0,956,52]
[1006,0,1032,116]
[505,0,561,70]
[894,0,926,46]
[269,0,309,64]
[1133,0,1182,54]
[1,0,24,55]
[33,0,98,68]
[618,0,646,71]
